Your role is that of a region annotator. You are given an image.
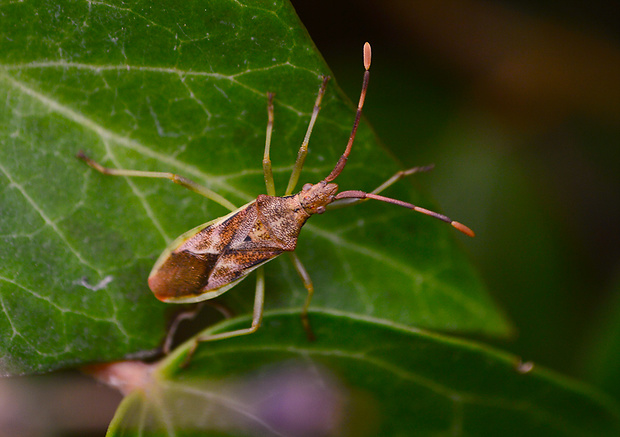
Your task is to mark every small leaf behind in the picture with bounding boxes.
[105,312,620,437]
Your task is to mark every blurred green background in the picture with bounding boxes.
[291,0,620,390]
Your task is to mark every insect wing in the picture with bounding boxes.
[148,201,283,303]
[149,205,246,274]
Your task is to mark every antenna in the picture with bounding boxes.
[323,42,474,237]
[334,190,475,237]
[324,42,372,183]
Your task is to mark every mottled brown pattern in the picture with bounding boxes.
[255,195,310,250]
[149,195,311,300]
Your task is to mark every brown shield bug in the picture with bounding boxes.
[78,43,474,353]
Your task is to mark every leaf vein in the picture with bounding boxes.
[0,162,103,274]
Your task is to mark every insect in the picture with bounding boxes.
[78,42,474,351]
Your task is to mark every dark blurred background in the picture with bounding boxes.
[290,0,620,382]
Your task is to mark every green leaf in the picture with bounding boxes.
[584,273,620,401]
[0,0,508,375]
[105,312,620,436]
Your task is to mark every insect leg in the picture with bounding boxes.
[76,151,237,211]
[180,268,265,366]
[369,165,435,196]
[327,165,435,210]
[193,266,265,343]
[284,76,330,196]
[263,93,276,196]
[162,301,236,354]
[162,302,205,354]
[288,252,316,342]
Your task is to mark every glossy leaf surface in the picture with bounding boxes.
[0,0,507,374]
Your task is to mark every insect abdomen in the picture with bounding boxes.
[148,250,218,302]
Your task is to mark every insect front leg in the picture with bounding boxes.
[288,252,316,342]
[327,165,435,210]
[369,165,435,196]
[76,152,237,212]
[285,76,330,196]
[263,93,276,196]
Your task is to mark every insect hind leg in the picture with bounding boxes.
[162,300,236,355]
[180,266,266,365]
[76,151,237,211]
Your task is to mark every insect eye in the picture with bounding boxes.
[316,206,326,214]
[302,183,313,191]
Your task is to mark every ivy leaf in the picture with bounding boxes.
[104,312,620,436]
[585,275,620,402]
[0,0,508,375]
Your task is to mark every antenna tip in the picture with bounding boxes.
[451,221,475,237]
[363,42,372,70]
